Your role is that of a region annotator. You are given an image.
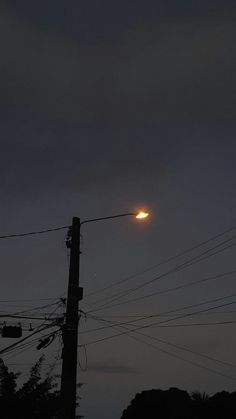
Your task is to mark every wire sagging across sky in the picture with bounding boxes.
[90,315,236,382]
[80,294,236,344]
[85,238,236,313]
[83,224,236,301]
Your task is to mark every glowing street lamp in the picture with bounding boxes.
[136,211,149,220]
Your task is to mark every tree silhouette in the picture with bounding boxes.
[121,388,191,419]
[0,356,60,419]
[191,391,209,402]
[121,388,236,419]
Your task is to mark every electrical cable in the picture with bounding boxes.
[91,316,236,382]
[0,305,63,362]
[79,295,236,344]
[87,242,236,313]
[84,224,236,300]
[0,314,59,320]
[3,334,51,358]
[90,269,236,312]
[0,297,58,303]
[141,320,236,328]
[3,335,57,363]
[86,238,236,312]
[127,337,236,382]
[6,362,52,366]
[83,294,236,336]
[0,225,68,240]
[0,303,61,324]
[11,302,61,316]
[0,322,58,356]
[93,310,236,319]
[78,345,88,372]
[0,303,47,311]
[3,341,40,362]
[88,313,236,329]
[93,316,236,370]
[2,328,60,361]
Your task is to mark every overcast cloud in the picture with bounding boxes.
[0,4,236,198]
[0,3,236,419]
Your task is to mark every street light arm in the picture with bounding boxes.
[80,212,136,226]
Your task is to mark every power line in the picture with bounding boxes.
[87,241,236,313]
[80,295,236,344]
[3,302,64,375]
[157,320,236,328]
[85,238,236,311]
[6,362,54,366]
[2,330,60,362]
[92,316,236,382]
[84,224,236,300]
[1,324,61,359]
[0,314,60,321]
[126,335,236,382]
[94,316,236,369]
[2,333,51,358]
[0,225,68,240]
[3,342,40,362]
[83,294,236,335]
[0,303,62,357]
[90,269,236,312]
[0,304,56,310]
[0,302,63,326]
[87,242,236,312]
[8,302,61,316]
[0,297,58,303]
[0,323,55,356]
[90,310,236,319]
[89,314,236,329]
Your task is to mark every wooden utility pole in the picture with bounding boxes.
[59,211,145,419]
[60,217,82,419]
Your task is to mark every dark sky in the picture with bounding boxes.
[0,1,236,418]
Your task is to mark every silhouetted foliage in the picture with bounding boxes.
[0,356,60,419]
[121,387,236,419]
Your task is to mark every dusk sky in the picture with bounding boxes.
[0,1,236,418]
